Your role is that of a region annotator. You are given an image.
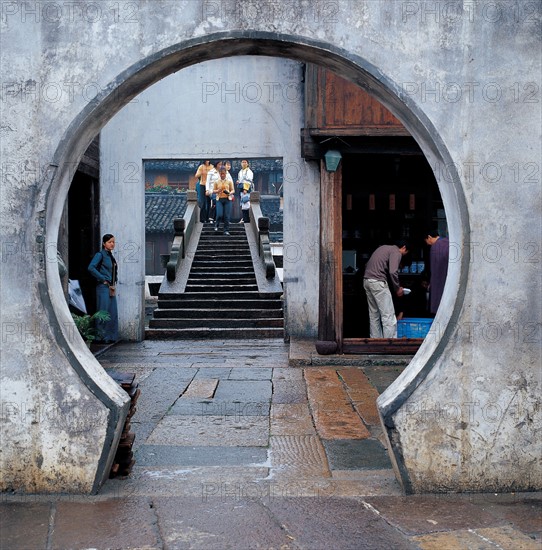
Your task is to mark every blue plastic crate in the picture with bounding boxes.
[397,318,433,338]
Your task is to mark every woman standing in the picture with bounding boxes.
[194,160,212,222]
[213,167,235,235]
[88,234,118,343]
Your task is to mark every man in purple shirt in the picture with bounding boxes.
[363,240,409,338]
[425,230,449,314]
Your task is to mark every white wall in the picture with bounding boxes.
[100,56,320,340]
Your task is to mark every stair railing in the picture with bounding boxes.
[249,192,276,279]
[166,190,198,281]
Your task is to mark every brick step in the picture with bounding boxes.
[145,327,284,339]
[152,308,283,319]
[157,298,283,309]
[149,318,284,329]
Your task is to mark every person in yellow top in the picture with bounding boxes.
[194,160,212,222]
[213,167,235,235]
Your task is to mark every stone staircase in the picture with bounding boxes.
[146,224,284,339]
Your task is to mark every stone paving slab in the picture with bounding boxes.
[362,364,408,393]
[412,525,541,549]
[130,420,158,449]
[304,368,371,439]
[100,466,271,498]
[192,367,232,379]
[0,502,51,550]
[272,379,308,403]
[464,495,542,537]
[270,403,316,436]
[136,445,268,467]
[330,470,404,496]
[323,439,393,470]
[100,352,190,364]
[263,497,417,549]
[51,498,160,550]
[168,398,270,417]
[338,367,381,426]
[364,495,503,536]
[269,435,330,479]
[213,379,273,401]
[105,365,156,384]
[146,415,269,446]
[181,378,218,398]
[152,496,295,549]
[134,368,195,421]
[227,367,273,379]
[273,367,304,380]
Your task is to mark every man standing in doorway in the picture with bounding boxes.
[425,230,449,314]
[363,240,409,338]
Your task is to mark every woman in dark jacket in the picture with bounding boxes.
[88,233,118,343]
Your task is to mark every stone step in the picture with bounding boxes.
[190,266,254,273]
[157,298,283,309]
[191,260,254,268]
[159,290,278,300]
[188,272,256,280]
[146,220,284,340]
[187,278,257,287]
[149,318,284,329]
[145,327,284,339]
[196,247,250,254]
[201,224,245,231]
[193,253,252,261]
[199,231,247,236]
[198,238,247,244]
[184,284,259,293]
[152,308,284,319]
[198,237,248,244]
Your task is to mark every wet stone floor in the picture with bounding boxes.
[1,339,540,550]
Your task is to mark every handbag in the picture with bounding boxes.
[109,285,116,297]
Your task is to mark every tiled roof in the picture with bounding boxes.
[145,158,283,173]
[145,193,187,233]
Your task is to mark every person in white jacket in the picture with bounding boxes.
[236,159,254,194]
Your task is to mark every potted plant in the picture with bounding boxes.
[71,310,111,347]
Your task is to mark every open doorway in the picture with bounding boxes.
[341,149,446,340]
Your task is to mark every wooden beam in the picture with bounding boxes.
[342,338,423,355]
[308,127,411,137]
[318,159,343,351]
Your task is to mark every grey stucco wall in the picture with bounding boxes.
[100,56,319,341]
[0,0,540,493]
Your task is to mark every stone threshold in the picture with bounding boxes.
[289,338,413,367]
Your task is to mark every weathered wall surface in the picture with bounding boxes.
[0,0,540,493]
[100,56,319,341]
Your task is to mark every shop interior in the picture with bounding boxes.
[341,149,447,338]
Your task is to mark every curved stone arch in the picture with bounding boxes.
[44,31,469,490]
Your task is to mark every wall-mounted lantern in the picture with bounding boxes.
[324,149,342,172]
